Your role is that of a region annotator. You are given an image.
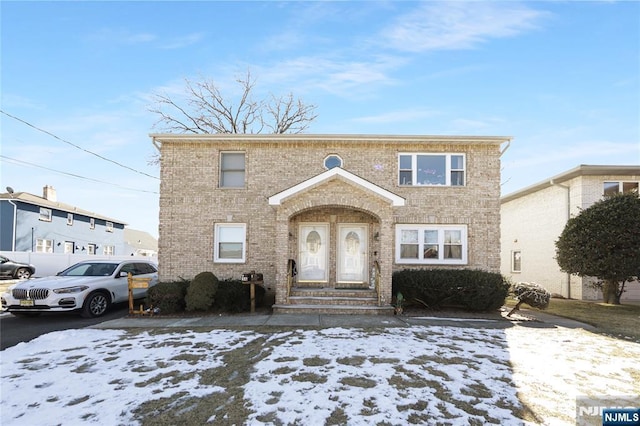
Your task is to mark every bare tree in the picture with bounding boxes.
[148,71,317,135]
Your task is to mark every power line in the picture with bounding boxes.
[1,109,159,180]
[0,155,159,194]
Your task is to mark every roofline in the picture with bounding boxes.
[501,164,640,203]
[268,167,406,206]
[0,193,127,225]
[150,133,512,145]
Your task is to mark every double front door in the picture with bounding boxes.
[298,223,368,286]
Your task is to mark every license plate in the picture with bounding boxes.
[20,300,34,307]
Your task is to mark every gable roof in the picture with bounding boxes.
[0,191,126,224]
[501,164,640,203]
[268,167,406,206]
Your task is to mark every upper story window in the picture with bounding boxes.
[214,223,246,263]
[395,224,468,265]
[604,181,639,197]
[106,222,114,233]
[39,207,52,222]
[90,218,95,230]
[67,213,74,226]
[220,152,245,188]
[398,153,465,187]
[324,155,343,169]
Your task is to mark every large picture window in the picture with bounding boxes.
[214,223,246,263]
[396,224,467,264]
[398,153,465,186]
[604,181,639,197]
[220,152,245,188]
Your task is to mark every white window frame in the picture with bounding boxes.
[36,238,54,253]
[106,221,114,232]
[398,153,466,187]
[395,224,468,265]
[323,154,343,169]
[214,223,246,263]
[39,207,52,222]
[511,250,522,273]
[90,218,95,230]
[604,181,639,197]
[220,152,246,188]
[67,213,73,226]
[103,245,115,255]
[64,241,75,254]
[87,244,96,255]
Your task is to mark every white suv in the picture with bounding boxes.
[1,260,158,318]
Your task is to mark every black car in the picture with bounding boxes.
[0,255,36,279]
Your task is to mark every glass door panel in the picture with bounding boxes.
[337,224,368,283]
[298,224,329,282]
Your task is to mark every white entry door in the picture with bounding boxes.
[337,224,368,283]
[298,224,329,282]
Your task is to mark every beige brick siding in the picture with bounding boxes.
[157,135,505,305]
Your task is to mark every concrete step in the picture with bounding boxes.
[272,304,395,315]
[288,295,379,306]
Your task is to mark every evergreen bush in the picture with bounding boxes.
[146,280,189,314]
[185,271,219,312]
[392,269,509,312]
[213,279,266,313]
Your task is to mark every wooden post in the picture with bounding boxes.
[128,273,152,315]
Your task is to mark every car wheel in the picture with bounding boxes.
[15,268,32,279]
[81,292,110,318]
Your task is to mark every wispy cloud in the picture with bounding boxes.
[380,2,548,52]
[160,33,205,50]
[351,108,441,124]
[88,28,156,45]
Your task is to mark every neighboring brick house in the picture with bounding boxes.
[153,133,511,313]
[0,185,127,255]
[500,165,640,301]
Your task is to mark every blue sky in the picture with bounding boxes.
[1,1,639,239]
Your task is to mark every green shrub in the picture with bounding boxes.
[392,269,510,312]
[146,280,189,314]
[185,272,219,312]
[213,279,266,313]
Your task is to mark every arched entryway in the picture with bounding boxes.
[289,207,380,290]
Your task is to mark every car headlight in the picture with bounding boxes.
[53,286,90,294]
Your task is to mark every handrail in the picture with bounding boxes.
[286,259,296,303]
[373,260,381,306]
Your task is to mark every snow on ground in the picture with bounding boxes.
[1,324,639,425]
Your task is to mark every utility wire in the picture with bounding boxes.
[1,110,159,180]
[0,155,159,194]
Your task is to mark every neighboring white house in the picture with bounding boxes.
[124,228,158,258]
[500,165,640,301]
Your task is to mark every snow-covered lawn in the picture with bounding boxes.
[1,324,638,425]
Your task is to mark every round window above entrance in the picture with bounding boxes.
[324,154,343,169]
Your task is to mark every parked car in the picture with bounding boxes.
[0,255,36,280]
[1,260,158,318]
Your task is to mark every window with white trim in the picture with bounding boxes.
[90,218,95,230]
[398,153,465,186]
[67,213,73,226]
[220,152,245,188]
[324,154,343,169]
[396,224,467,264]
[106,221,114,232]
[214,223,246,263]
[88,244,96,255]
[512,250,522,273]
[39,207,52,222]
[36,238,54,253]
[604,181,639,197]
[103,245,115,255]
[64,241,75,254]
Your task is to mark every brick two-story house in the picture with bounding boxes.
[152,134,511,313]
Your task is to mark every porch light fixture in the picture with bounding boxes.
[374,232,380,241]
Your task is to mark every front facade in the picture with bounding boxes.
[500,165,640,301]
[0,186,127,256]
[154,134,510,313]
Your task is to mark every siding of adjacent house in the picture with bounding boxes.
[500,166,640,301]
[156,135,506,304]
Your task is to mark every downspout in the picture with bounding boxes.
[550,179,571,298]
[7,199,17,251]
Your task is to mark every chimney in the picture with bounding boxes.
[43,185,57,202]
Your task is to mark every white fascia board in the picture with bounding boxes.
[268,168,405,206]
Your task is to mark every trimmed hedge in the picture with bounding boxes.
[146,280,189,314]
[392,268,510,312]
[185,271,219,312]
